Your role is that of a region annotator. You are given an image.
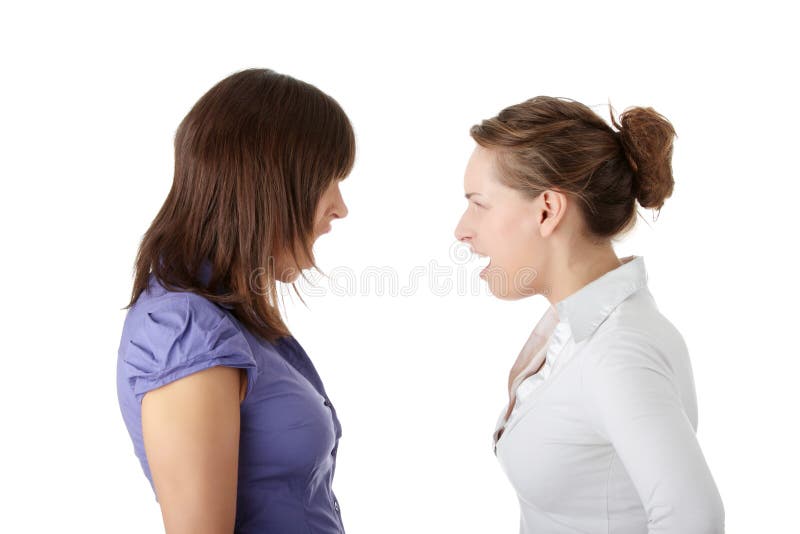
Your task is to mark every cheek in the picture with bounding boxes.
[315,193,335,220]
[491,213,539,266]
[314,205,327,225]
[313,204,333,233]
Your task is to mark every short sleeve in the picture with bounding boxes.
[123,294,258,404]
[581,329,725,533]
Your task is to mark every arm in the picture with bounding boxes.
[582,331,724,533]
[142,366,247,534]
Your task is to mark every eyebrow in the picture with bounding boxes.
[465,192,483,199]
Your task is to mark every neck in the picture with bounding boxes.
[544,245,622,307]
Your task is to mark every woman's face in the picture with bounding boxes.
[274,178,349,282]
[455,145,554,300]
[311,178,349,240]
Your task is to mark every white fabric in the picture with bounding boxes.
[493,255,724,533]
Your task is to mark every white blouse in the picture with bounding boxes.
[493,255,724,533]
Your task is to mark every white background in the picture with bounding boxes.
[2,1,798,532]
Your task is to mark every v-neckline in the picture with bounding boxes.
[493,336,583,453]
[493,307,561,442]
[493,317,575,451]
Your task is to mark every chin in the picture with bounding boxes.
[488,285,528,301]
[484,266,538,301]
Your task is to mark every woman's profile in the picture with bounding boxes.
[116,68,354,533]
[454,96,724,532]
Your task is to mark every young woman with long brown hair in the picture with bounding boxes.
[117,68,353,533]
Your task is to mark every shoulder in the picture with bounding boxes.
[589,288,689,369]
[121,288,258,404]
[133,290,232,334]
[578,289,698,419]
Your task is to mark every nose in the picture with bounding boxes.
[332,202,348,220]
[331,186,348,220]
[454,214,472,243]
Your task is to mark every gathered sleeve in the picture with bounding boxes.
[580,329,725,533]
[123,294,258,404]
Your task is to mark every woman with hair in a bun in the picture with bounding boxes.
[455,97,724,533]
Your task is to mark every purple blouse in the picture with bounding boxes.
[116,260,345,533]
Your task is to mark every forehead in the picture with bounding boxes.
[464,145,498,190]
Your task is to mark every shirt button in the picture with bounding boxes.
[324,399,331,407]
[334,501,340,512]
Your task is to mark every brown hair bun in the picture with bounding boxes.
[612,106,676,211]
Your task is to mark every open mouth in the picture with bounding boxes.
[474,252,491,278]
[479,259,492,278]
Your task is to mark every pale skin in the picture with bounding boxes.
[454,145,623,306]
[142,178,348,534]
[454,145,625,395]
[272,177,349,282]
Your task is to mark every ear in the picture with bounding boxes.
[538,190,567,238]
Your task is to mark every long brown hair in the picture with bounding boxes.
[124,68,356,342]
[470,96,676,241]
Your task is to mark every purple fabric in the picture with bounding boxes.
[116,260,345,533]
